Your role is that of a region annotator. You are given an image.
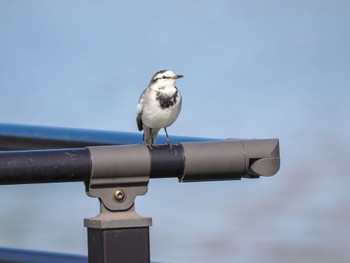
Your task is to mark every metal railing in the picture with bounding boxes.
[0,123,219,150]
[0,123,281,263]
[0,247,87,263]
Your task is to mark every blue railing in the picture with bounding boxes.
[0,123,220,150]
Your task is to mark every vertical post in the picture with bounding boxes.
[84,145,152,262]
[87,227,150,263]
[84,205,152,263]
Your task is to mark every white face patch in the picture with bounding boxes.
[154,70,176,80]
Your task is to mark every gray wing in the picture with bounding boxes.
[136,109,143,131]
[136,89,148,131]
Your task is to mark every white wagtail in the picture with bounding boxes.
[136,70,183,147]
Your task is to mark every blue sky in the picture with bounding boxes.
[0,1,350,262]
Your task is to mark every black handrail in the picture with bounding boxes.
[0,140,280,185]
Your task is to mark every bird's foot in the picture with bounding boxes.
[144,142,159,151]
[144,142,153,150]
[166,139,172,149]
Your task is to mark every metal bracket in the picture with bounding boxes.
[85,144,150,212]
[83,145,152,262]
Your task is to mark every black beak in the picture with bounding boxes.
[176,75,184,79]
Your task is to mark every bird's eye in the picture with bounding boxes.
[162,76,167,79]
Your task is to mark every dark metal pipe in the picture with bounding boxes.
[0,148,91,184]
[0,139,280,185]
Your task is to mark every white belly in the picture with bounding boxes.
[142,91,182,129]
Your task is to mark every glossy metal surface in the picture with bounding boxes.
[0,123,220,150]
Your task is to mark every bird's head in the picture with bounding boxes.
[149,70,183,90]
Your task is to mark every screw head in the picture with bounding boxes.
[113,188,126,202]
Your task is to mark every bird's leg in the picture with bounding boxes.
[143,128,153,150]
[148,128,154,150]
[164,127,172,149]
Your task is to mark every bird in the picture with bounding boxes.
[136,69,183,148]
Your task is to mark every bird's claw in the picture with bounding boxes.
[144,142,153,150]
[144,142,160,151]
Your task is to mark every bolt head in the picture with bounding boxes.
[113,188,126,202]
